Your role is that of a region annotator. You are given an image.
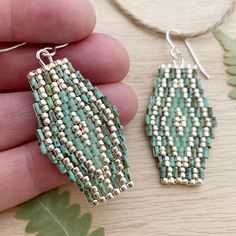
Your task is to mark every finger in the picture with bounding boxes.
[0,83,138,151]
[0,33,130,92]
[0,0,96,43]
[0,141,67,212]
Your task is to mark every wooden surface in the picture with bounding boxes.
[1,0,236,235]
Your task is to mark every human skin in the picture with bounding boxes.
[0,0,138,211]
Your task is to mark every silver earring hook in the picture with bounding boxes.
[0,42,27,53]
[0,42,69,67]
[184,40,210,79]
[36,43,69,67]
[166,30,210,79]
[166,30,184,67]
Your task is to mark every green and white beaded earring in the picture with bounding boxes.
[145,30,217,185]
[1,43,133,205]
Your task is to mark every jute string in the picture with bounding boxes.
[109,0,236,39]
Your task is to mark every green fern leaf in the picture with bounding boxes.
[213,30,236,54]
[224,56,236,65]
[228,76,236,86]
[89,228,105,236]
[15,188,105,236]
[229,89,236,100]
[227,66,236,75]
[214,30,236,102]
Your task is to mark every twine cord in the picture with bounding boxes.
[109,0,236,39]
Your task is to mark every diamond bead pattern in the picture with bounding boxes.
[29,58,133,205]
[145,64,216,185]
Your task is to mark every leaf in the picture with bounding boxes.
[15,188,105,236]
[227,66,236,75]
[224,51,235,58]
[214,30,236,102]
[229,89,236,100]
[89,228,105,236]
[213,30,236,54]
[228,76,236,86]
[224,56,236,65]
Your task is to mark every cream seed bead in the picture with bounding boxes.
[165,161,170,167]
[38,80,46,86]
[69,146,76,153]
[113,138,120,145]
[171,150,177,156]
[51,74,59,81]
[43,118,50,126]
[56,120,63,126]
[53,148,61,156]
[52,94,59,100]
[85,160,93,168]
[54,99,62,106]
[167,172,172,177]
[120,184,128,191]
[56,154,63,161]
[61,64,68,70]
[176,161,181,167]
[93,192,100,199]
[69,92,76,98]
[45,138,53,145]
[42,126,50,133]
[78,155,86,163]
[75,150,83,158]
[66,141,73,149]
[127,180,134,188]
[84,105,91,112]
[67,163,74,170]
[54,107,62,113]
[67,86,73,93]
[89,166,96,172]
[39,99,47,106]
[120,177,127,185]
[45,131,52,138]
[41,112,48,119]
[75,97,82,103]
[75,172,84,179]
[50,69,56,75]
[38,87,45,93]
[83,176,90,183]
[56,112,64,119]
[72,125,80,132]
[47,144,54,151]
[96,169,103,177]
[64,69,70,75]
[59,124,66,131]
[70,112,77,119]
[182,162,188,168]
[36,73,43,79]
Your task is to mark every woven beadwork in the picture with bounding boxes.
[145,64,216,185]
[28,58,133,205]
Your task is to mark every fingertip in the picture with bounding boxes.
[3,0,96,43]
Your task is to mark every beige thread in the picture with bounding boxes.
[109,0,236,38]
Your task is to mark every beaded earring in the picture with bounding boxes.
[145,31,216,185]
[1,43,133,205]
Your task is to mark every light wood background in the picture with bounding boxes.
[1,0,236,235]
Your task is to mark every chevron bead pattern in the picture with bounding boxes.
[28,58,133,205]
[145,64,216,185]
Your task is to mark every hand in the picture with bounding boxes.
[0,0,138,211]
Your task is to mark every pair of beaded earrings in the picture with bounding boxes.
[0,30,216,205]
